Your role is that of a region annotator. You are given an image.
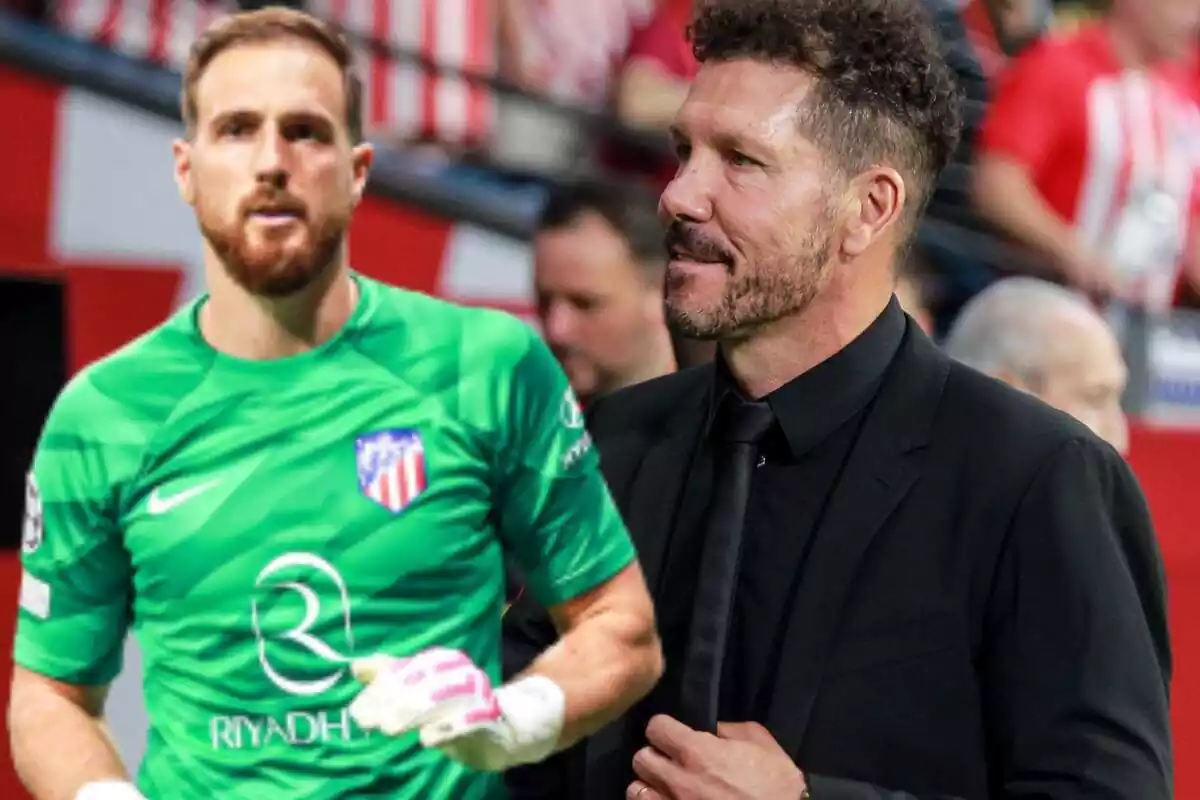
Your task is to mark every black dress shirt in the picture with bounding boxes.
[648,299,906,726]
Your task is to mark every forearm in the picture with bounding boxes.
[519,601,662,750]
[617,61,691,131]
[10,683,128,799]
[972,158,1081,273]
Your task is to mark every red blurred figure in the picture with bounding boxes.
[974,0,1200,310]
[606,0,698,189]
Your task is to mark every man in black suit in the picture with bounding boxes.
[503,0,1173,797]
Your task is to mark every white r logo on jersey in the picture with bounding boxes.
[251,552,355,696]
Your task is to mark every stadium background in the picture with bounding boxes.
[1,0,1199,797]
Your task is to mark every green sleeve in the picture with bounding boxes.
[493,327,636,608]
[13,379,131,685]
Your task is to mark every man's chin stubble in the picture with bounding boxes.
[205,225,345,299]
[664,304,729,341]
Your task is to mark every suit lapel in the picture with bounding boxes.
[766,325,951,755]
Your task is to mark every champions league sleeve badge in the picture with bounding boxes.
[22,472,43,555]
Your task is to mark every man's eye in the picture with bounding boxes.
[729,152,759,167]
[286,124,317,141]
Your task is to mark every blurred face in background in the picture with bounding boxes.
[1114,0,1200,61]
[1010,311,1130,454]
[660,60,837,340]
[535,211,667,399]
[990,0,1051,52]
[174,38,372,297]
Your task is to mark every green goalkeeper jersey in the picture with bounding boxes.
[14,274,635,799]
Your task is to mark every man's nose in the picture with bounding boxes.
[542,302,578,349]
[253,131,291,188]
[659,161,713,225]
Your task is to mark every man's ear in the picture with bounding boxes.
[840,167,905,259]
[350,142,374,207]
[172,138,196,206]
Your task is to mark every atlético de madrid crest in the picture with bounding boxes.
[355,429,427,513]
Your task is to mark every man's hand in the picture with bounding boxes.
[1058,247,1119,304]
[627,716,806,800]
[349,647,565,772]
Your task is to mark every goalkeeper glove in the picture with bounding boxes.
[348,646,565,772]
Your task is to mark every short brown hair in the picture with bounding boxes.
[537,179,665,275]
[690,0,963,231]
[181,7,364,142]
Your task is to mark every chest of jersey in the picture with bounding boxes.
[119,371,502,653]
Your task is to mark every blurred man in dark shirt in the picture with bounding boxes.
[919,0,1054,332]
[534,180,677,404]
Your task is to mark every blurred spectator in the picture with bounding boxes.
[52,1,499,150]
[973,0,1200,311]
[498,0,651,107]
[613,0,694,132]
[51,0,235,66]
[918,0,1054,334]
[1052,0,1109,31]
[311,0,496,150]
[959,0,1053,79]
[945,277,1129,453]
[492,0,653,172]
[534,180,676,403]
[605,0,695,188]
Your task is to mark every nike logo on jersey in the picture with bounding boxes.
[147,479,222,515]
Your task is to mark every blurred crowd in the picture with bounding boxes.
[3,0,1200,446]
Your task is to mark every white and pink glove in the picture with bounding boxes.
[348,647,566,772]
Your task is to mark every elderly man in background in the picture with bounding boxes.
[944,277,1130,453]
[534,180,677,404]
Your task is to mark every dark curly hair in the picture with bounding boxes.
[689,0,963,230]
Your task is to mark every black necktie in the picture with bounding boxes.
[678,396,775,732]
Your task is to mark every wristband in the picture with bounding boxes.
[75,781,146,800]
[492,674,566,766]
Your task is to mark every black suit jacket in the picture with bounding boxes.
[504,320,1172,799]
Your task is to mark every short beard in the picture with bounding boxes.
[201,209,348,298]
[665,222,834,342]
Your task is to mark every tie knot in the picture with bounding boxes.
[715,396,775,444]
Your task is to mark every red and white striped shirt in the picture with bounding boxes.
[980,24,1200,310]
[507,0,654,107]
[54,0,233,67]
[52,0,496,145]
[309,0,495,145]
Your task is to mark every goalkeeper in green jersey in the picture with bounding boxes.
[9,8,662,800]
